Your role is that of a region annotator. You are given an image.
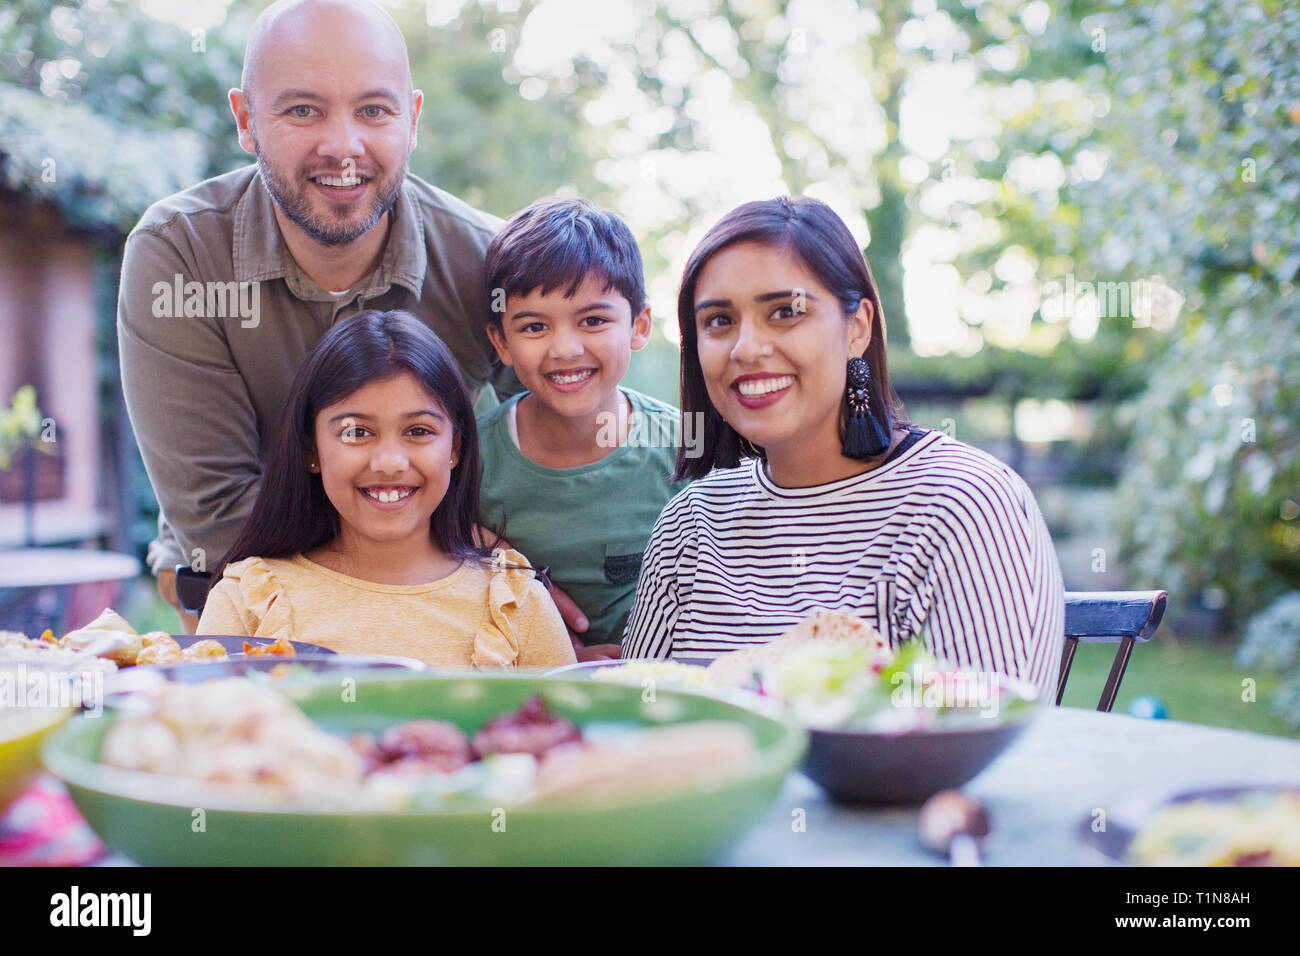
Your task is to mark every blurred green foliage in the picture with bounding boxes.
[1083,0,1300,640]
[0,0,597,221]
[1237,592,1300,730]
[0,385,48,471]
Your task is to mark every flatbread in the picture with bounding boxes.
[706,610,892,686]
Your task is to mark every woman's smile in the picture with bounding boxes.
[732,372,797,408]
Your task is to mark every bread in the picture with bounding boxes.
[706,609,892,686]
[530,721,755,802]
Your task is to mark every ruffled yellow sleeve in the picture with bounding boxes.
[196,557,295,643]
[472,549,575,670]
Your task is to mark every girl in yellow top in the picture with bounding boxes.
[197,309,575,670]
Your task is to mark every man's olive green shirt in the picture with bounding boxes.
[117,164,514,575]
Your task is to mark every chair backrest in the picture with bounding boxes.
[174,565,213,617]
[1059,590,1168,712]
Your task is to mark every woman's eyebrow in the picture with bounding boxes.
[695,290,817,313]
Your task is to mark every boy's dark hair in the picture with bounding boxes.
[485,197,647,327]
[209,309,501,589]
[673,196,909,482]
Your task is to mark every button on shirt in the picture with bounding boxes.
[117,164,516,575]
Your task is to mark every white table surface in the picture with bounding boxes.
[722,706,1300,865]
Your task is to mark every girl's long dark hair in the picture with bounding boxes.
[673,196,908,481]
[210,309,497,589]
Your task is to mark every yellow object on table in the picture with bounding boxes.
[0,706,72,815]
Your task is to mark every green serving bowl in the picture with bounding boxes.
[42,673,806,865]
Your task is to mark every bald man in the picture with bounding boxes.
[117,0,520,631]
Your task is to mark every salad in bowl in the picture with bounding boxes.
[720,611,1042,805]
[761,639,1038,733]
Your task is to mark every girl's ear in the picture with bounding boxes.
[306,447,320,473]
[450,431,462,468]
[847,297,874,357]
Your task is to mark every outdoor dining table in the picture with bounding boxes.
[721,705,1300,865]
[9,702,1298,866]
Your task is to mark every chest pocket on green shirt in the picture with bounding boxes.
[603,539,648,586]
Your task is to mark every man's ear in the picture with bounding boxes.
[408,89,424,152]
[630,306,653,352]
[847,297,874,358]
[486,322,514,366]
[230,89,256,155]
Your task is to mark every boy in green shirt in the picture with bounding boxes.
[479,198,689,660]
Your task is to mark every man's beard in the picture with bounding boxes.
[254,142,406,247]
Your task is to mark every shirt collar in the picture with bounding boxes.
[233,168,428,300]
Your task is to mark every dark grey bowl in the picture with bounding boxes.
[803,716,1033,805]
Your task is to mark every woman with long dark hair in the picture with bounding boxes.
[623,198,1064,697]
[197,309,575,668]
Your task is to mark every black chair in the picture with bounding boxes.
[1058,590,1168,713]
[174,564,213,618]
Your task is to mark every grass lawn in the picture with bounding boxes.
[1059,636,1296,738]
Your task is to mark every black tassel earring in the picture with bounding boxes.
[843,356,890,459]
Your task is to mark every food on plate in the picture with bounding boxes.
[60,609,143,666]
[357,720,473,775]
[471,694,581,758]
[531,721,756,802]
[243,637,296,657]
[761,639,1034,731]
[706,609,893,687]
[0,609,324,670]
[99,680,758,810]
[101,678,363,797]
[589,660,718,690]
[1128,790,1300,866]
[135,634,184,666]
[182,639,229,661]
[0,631,119,675]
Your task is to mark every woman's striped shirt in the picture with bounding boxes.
[622,428,1065,699]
